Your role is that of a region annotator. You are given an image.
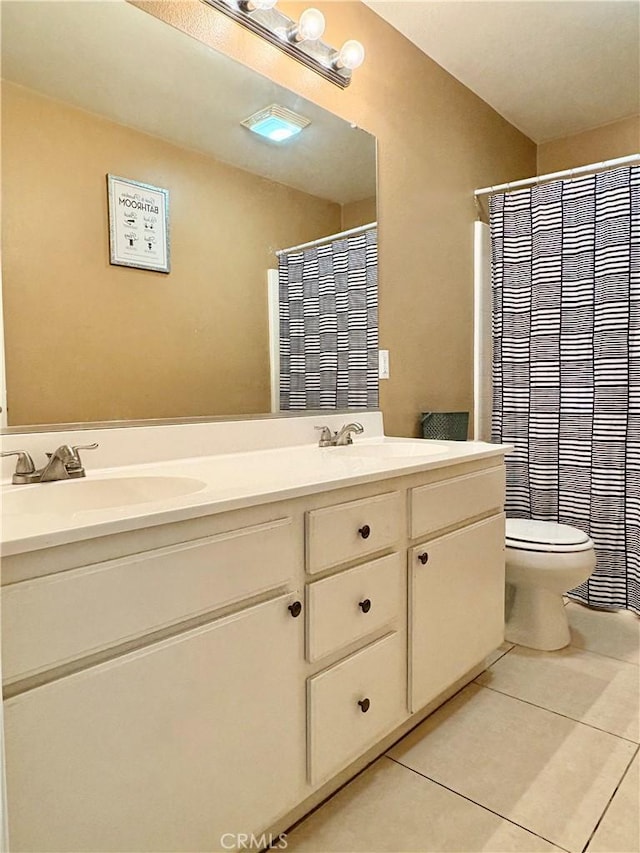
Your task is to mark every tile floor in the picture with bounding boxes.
[287,602,640,853]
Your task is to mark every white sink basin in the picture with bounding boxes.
[330,441,450,459]
[2,476,207,515]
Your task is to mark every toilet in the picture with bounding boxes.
[505,518,596,651]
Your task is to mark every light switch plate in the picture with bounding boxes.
[379,349,390,380]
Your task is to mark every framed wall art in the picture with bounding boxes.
[107,174,170,273]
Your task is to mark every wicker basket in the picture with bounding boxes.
[421,411,469,441]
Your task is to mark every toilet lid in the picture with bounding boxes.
[505,519,593,553]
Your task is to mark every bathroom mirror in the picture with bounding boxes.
[1,0,377,429]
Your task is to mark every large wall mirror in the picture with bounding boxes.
[1,0,377,429]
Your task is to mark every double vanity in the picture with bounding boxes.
[1,413,508,851]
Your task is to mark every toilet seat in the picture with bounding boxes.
[506,519,593,553]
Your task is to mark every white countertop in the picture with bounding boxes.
[1,434,509,556]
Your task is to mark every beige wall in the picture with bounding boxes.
[136,0,536,437]
[2,81,342,425]
[538,115,640,174]
[341,197,377,231]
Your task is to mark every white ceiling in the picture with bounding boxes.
[1,0,376,205]
[365,0,640,143]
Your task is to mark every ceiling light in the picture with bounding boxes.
[242,104,311,142]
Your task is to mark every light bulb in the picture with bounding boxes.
[336,39,365,70]
[245,0,278,10]
[297,8,325,40]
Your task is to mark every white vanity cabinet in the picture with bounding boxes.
[4,594,306,853]
[2,451,507,852]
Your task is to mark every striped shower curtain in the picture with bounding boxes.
[491,165,640,614]
[278,228,378,410]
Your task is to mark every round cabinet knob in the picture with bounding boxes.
[418,552,429,565]
[358,698,371,713]
[358,598,372,613]
[358,524,371,539]
[288,601,303,618]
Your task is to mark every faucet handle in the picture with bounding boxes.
[68,442,99,470]
[72,442,99,454]
[44,443,98,472]
[1,450,36,475]
[314,426,334,447]
[45,445,75,462]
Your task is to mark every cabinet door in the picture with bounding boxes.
[409,514,505,713]
[4,595,306,853]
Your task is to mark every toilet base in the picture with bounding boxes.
[505,582,571,651]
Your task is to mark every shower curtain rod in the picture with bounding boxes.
[474,153,640,197]
[275,221,377,257]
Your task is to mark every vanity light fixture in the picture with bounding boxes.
[241,104,311,142]
[203,0,365,88]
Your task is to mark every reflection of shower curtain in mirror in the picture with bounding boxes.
[491,166,640,614]
[278,228,378,410]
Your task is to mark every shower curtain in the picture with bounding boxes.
[278,228,378,410]
[491,165,639,614]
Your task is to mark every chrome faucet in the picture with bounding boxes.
[315,422,364,447]
[40,444,99,482]
[1,443,98,484]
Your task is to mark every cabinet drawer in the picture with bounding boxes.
[307,632,405,785]
[410,465,505,539]
[306,491,403,574]
[306,554,402,662]
[2,517,296,684]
